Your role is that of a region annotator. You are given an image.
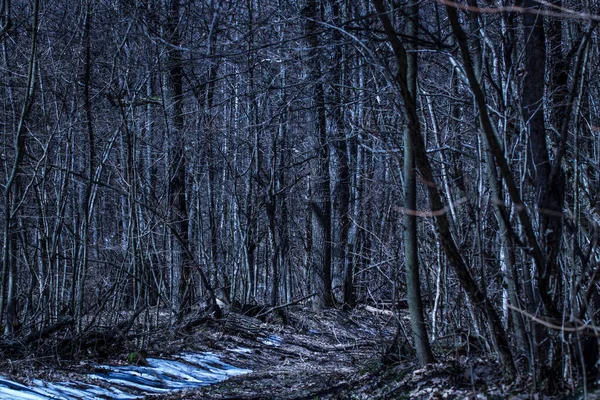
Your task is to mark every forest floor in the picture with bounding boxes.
[147,305,562,399]
[0,305,595,399]
[149,305,596,399]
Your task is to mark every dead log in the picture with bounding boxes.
[223,312,263,338]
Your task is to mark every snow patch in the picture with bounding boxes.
[0,352,251,400]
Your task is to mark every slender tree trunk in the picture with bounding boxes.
[2,0,38,336]
[402,1,434,366]
[75,2,96,330]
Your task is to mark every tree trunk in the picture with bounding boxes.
[1,0,39,336]
[165,0,193,315]
[402,1,434,366]
[305,0,333,311]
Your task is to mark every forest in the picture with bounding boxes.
[1,0,600,397]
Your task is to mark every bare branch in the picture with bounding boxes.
[438,0,600,21]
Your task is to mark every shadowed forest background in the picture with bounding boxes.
[1,0,600,394]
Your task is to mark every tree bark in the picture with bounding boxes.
[165,0,193,315]
[305,0,333,311]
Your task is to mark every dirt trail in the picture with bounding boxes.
[155,307,394,399]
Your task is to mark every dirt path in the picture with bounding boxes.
[154,307,394,399]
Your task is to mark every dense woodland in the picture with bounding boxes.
[1,0,600,394]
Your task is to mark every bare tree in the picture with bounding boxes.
[305,0,334,310]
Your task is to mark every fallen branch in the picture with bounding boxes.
[23,317,74,346]
[360,305,395,317]
[255,293,317,319]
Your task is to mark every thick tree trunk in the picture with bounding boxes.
[328,0,353,309]
[305,0,333,311]
[165,0,193,315]
[521,0,563,320]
